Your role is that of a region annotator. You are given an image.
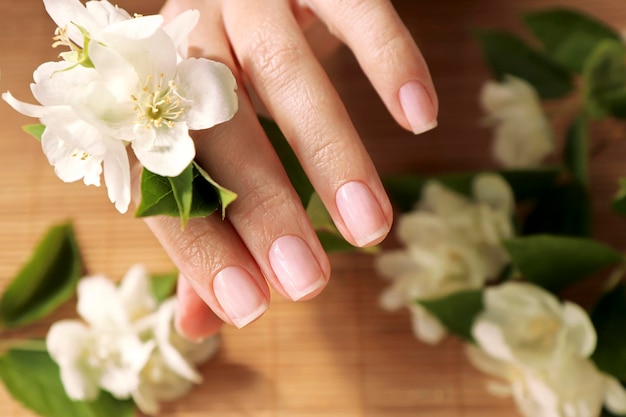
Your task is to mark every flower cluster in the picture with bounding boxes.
[468,282,626,417]
[376,174,514,344]
[2,0,238,213]
[46,265,218,415]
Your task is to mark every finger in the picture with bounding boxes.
[300,0,438,135]
[160,0,332,304]
[175,274,224,341]
[222,0,394,248]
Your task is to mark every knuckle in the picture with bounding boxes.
[170,225,223,281]
[243,23,304,87]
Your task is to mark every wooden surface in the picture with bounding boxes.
[1,1,626,416]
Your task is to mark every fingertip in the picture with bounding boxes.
[399,80,439,135]
[176,277,225,341]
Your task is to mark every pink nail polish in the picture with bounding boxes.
[213,266,268,328]
[336,181,389,247]
[269,235,326,301]
[399,80,438,135]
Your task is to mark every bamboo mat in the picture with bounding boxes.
[1,1,626,416]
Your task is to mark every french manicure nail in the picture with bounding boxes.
[336,181,389,247]
[399,80,438,135]
[213,266,269,329]
[269,235,326,301]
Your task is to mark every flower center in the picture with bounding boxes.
[132,74,186,130]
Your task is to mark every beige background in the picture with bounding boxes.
[1,0,626,416]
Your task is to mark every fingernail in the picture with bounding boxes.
[336,181,389,247]
[269,235,326,301]
[213,266,269,329]
[399,80,438,135]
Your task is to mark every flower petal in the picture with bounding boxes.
[604,375,626,415]
[104,15,164,40]
[409,305,447,345]
[117,264,156,320]
[102,138,131,213]
[176,58,238,130]
[88,41,140,102]
[154,299,203,383]
[163,10,200,60]
[85,0,131,25]
[562,301,597,358]
[473,173,515,214]
[77,275,127,328]
[131,122,195,177]
[2,91,50,119]
[32,61,97,106]
[41,129,103,186]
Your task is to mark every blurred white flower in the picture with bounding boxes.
[481,75,553,168]
[46,265,156,400]
[472,282,596,368]
[2,0,238,213]
[376,174,514,344]
[46,265,219,415]
[468,282,626,417]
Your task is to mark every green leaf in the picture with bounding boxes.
[611,178,626,215]
[168,163,194,227]
[192,162,237,219]
[474,29,574,99]
[503,235,623,292]
[564,114,589,186]
[0,223,82,328]
[150,272,178,302]
[259,116,315,206]
[22,124,45,141]
[583,40,626,119]
[0,349,135,417]
[383,169,560,212]
[591,284,626,380]
[523,8,620,73]
[522,181,591,237]
[417,289,484,341]
[135,166,221,221]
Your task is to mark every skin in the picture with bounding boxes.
[131,0,439,340]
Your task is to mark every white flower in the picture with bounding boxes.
[481,75,553,168]
[2,0,238,213]
[376,174,514,344]
[467,345,626,417]
[467,282,626,417]
[46,264,219,414]
[472,282,596,368]
[46,266,156,400]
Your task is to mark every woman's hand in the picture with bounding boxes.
[134,0,438,340]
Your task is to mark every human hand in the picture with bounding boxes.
[134,0,439,340]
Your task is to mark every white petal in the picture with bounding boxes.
[176,58,238,130]
[472,320,515,363]
[46,320,100,401]
[85,0,131,25]
[163,10,200,59]
[473,174,515,214]
[2,91,49,118]
[409,306,447,345]
[32,61,97,106]
[154,299,203,383]
[104,15,164,40]
[604,375,626,415]
[118,264,156,320]
[39,106,108,156]
[562,301,597,358]
[41,129,103,186]
[102,138,132,213]
[132,123,195,177]
[88,41,140,102]
[465,344,511,380]
[77,275,127,328]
